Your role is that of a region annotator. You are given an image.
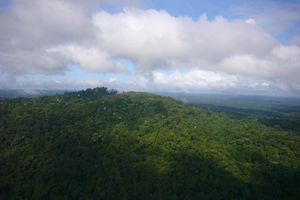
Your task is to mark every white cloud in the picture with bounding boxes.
[0,1,300,95]
[0,0,93,49]
[0,49,68,75]
[108,77,117,83]
[92,8,300,84]
[220,54,274,78]
[16,79,103,90]
[47,45,127,72]
[149,69,296,96]
[152,70,238,91]
[0,0,94,75]
[246,18,256,25]
[92,9,277,70]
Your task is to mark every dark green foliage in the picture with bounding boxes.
[62,87,117,100]
[190,103,300,134]
[0,88,299,199]
[182,94,300,135]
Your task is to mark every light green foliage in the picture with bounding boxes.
[0,88,299,199]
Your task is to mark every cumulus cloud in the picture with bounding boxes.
[0,1,300,94]
[0,0,93,75]
[92,8,299,83]
[150,69,295,95]
[152,70,238,91]
[47,45,127,72]
[93,9,277,69]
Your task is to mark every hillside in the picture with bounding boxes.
[169,94,300,134]
[0,88,299,199]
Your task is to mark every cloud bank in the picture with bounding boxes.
[0,0,299,95]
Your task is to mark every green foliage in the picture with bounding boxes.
[0,88,299,199]
[190,103,300,134]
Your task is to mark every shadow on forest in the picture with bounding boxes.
[0,91,299,200]
[2,131,299,200]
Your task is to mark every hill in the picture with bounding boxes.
[166,93,300,134]
[0,87,299,199]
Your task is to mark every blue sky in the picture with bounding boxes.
[0,0,300,95]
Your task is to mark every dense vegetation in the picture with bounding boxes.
[190,103,300,134]
[168,93,300,134]
[0,87,299,199]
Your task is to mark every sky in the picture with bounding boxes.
[0,0,300,96]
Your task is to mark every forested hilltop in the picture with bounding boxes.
[0,87,299,200]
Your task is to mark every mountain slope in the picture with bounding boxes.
[0,88,299,199]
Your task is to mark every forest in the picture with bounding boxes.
[169,93,300,135]
[0,87,299,199]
